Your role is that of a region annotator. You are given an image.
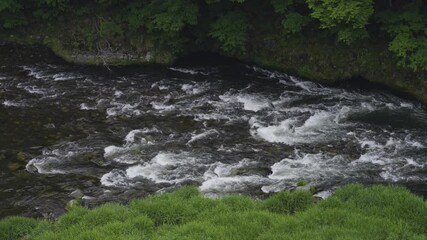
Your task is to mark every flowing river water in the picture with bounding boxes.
[1,44,426,219]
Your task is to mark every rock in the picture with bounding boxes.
[69,189,84,199]
[66,199,80,210]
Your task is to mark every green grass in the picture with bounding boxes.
[0,184,426,240]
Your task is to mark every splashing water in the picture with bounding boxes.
[1,47,426,218]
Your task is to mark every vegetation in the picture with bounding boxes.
[0,0,426,71]
[0,184,426,240]
[0,1,426,103]
[306,0,374,44]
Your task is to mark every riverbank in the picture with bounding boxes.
[2,31,426,105]
[239,33,427,106]
[0,1,426,104]
[1,184,426,240]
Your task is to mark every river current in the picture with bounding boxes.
[1,45,426,218]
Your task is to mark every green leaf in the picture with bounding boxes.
[209,12,249,54]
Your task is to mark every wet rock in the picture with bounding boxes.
[8,162,21,171]
[69,189,84,199]
[16,152,27,162]
[295,185,311,191]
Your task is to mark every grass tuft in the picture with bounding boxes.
[263,190,314,214]
[0,216,43,240]
[0,184,426,240]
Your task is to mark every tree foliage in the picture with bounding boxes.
[209,12,249,54]
[141,0,198,33]
[0,0,425,71]
[0,0,26,29]
[377,5,427,71]
[270,0,311,34]
[306,0,374,44]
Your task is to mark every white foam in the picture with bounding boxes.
[249,65,288,79]
[385,103,397,110]
[203,158,259,179]
[294,81,319,92]
[286,75,326,93]
[200,176,269,196]
[114,90,124,97]
[405,158,423,167]
[150,102,176,111]
[303,111,335,129]
[2,100,26,107]
[283,107,317,114]
[104,146,125,159]
[82,195,96,201]
[410,141,425,149]
[363,102,380,111]
[400,102,413,108]
[106,103,141,117]
[169,67,210,76]
[237,95,271,112]
[22,66,47,79]
[181,83,207,95]
[334,106,351,123]
[350,132,426,181]
[125,129,148,145]
[187,129,219,145]
[359,135,425,153]
[353,152,388,166]
[216,145,241,153]
[379,170,400,182]
[101,170,129,187]
[104,148,141,164]
[199,159,269,195]
[15,62,427,196]
[219,93,271,112]
[126,152,209,184]
[80,103,96,110]
[151,83,170,90]
[261,152,347,193]
[269,153,321,180]
[53,73,82,81]
[253,111,337,145]
[193,113,233,122]
[25,150,77,174]
[22,85,46,95]
[169,67,198,75]
[403,135,425,149]
[103,129,153,164]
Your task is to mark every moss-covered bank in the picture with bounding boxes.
[239,32,427,105]
[0,184,426,240]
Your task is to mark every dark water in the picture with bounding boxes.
[1,44,426,219]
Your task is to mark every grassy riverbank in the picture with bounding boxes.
[1,184,426,240]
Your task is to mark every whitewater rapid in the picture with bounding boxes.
[15,64,426,196]
[1,53,426,217]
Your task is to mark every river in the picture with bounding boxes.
[1,44,426,219]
